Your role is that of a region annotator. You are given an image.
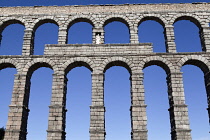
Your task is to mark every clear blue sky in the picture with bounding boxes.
[0,0,209,140]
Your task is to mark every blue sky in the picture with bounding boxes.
[0,0,210,140]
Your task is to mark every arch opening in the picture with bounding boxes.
[66,66,91,139]
[104,66,131,140]
[0,66,17,130]
[67,18,94,29]
[138,19,166,52]
[0,21,25,55]
[26,65,53,140]
[103,60,132,74]
[174,17,202,52]
[181,65,210,140]
[182,59,209,74]
[143,65,171,140]
[65,61,93,75]
[0,63,16,70]
[67,20,93,44]
[104,18,130,44]
[27,62,53,78]
[174,16,202,29]
[33,21,58,55]
[143,60,171,75]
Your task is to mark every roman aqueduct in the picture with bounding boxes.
[0,2,210,140]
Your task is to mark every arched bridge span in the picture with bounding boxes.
[1,2,210,140]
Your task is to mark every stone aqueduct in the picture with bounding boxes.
[1,2,210,140]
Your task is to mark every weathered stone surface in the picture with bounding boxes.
[1,2,210,140]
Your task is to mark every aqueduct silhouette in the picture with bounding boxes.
[0,2,210,140]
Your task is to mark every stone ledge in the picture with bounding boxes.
[89,129,106,134]
[90,105,105,109]
[44,43,153,56]
[47,130,66,133]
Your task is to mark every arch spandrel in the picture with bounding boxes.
[137,15,166,28]
[0,18,25,33]
[22,58,57,76]
[31,18,59,32]
[100,57,135,75]
[178,55,210,74]
[65,16,96,30]
[62,57,95,75]
[0,58,21,73]
[100,15,132,29]
[171,15,203,29]
[138,56,175,74]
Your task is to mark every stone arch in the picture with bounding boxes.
[22,58,55,139]
[30,18,59,54]
[0,60,19,139]
[172,15,205,52]
[66,16,95,44]
[137,15,167,51]
[0,18,25,33]
[0,62,15,70]
[138,16,166,27]
[138,56,175,74]
[100,57,135,75]
[178,55,210,135]
[63,57,95,74]
[0,18,25,48]
[21,59,56,106]
[102,58,132,140]
[23,58,57,76]
[172,15,203,29]
[101,15,132,29]
[0,58,21,73]
[102,16,131,43]
[178,55,210,74]
[66,16,96,30]
[32,18,59,32]
[140,56,179,140]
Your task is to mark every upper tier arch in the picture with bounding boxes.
[65,16,96,29]
[138,16,166,27]
[0,19,25,33]
[101,15,132,29]
[172,15,203,29]
[32,18,59,32]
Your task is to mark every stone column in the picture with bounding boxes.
[130,26,139,44]
[47,73,67,140]
[22,28,34,55]
[4,74,30,140]
[130,72,147,140]
[164,25,176,53]
[167,72,192,140]
[204,71,210,124]
[92,28,104,44]
[90,73,105,140]
[199,27,210,52]
[58,27,68,44]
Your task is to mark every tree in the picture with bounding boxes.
[0,127,5,140]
